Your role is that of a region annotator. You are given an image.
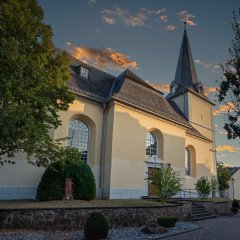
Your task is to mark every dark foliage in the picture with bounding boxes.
[37,148,96,201]
[218,9,240,139]
[232,199,240,209]
[84,212,109,240]
[158,216,177,228]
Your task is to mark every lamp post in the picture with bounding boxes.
[231,177,235,200]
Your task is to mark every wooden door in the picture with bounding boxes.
[148,167,158,196]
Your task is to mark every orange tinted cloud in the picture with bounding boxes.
[213,102,235,116]
[145,81,170,93]
[178,10,197,26]
[67,42,138,71]
[216,145,240,153]
[165,25,176,31]
[160,15,168,22]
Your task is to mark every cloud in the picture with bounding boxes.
[216,153,228,159]
[102,16,116,25]
[88,0,96,4]
[204,86,218,96]
[195,59,221,73]
[165,25,176,31]
[101,7,167,27]
[67,42,138,71]
[177,10,197,26]
[213,102,235,116]
[145,81,170,94]
[216,145,240,153]
[160,15,168,22]
[101,7,147,27]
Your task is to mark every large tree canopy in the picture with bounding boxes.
[218,10,240,139]
[0,0,74,166]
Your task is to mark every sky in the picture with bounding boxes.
[38,0,240,166]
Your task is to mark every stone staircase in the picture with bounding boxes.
[191,203,217,221]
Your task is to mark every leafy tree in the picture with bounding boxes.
[210,176,218,197]
[151,165,182,203]
[217,162,230,192]
[218,9,240,139]
[0,0,74,166]
[195,177,211,199]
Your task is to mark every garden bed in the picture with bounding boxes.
[0,221,200,240]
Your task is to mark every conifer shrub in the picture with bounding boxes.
[84,212,109,240]
[158,216,177,228]
[232,199,240,209]
[36,160,65,201]
[36,148,96,201]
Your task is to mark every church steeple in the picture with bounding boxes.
[167,27,204,98]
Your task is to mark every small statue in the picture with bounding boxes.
[64,177,73,200]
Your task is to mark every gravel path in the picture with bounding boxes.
[0,222,200,240]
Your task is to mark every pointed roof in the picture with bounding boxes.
[174,29,199,88]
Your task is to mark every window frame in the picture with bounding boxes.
[146,132,158,157]
[68,119,89,163]
[80,66,89,78]
[185,148,191,176]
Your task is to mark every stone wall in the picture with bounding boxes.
[193,201,231,215]
[0,202,191,230]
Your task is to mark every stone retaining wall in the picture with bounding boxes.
[0,202,191,230]
[193,201,231,215]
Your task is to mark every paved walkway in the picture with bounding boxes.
[164,216,240,240]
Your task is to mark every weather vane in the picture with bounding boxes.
[184,18,187,30]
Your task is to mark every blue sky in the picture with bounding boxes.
[38,0,240,166]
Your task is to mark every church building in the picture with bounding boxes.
[0,28,217,200]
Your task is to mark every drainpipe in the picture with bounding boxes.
[99,101,107,199]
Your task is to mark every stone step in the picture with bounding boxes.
[192,212,212,218]
[191,215,217,221]
[192,210,209,214]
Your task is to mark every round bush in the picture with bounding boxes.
[158,216,177,228]
[232,199,240,209]
[36,161,65,201]
[84,212,109,240]
[36,148,96,201]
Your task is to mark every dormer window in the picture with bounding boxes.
[80,66,89,78]
[171,84,177,94]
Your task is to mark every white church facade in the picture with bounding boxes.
[0,29,217,200]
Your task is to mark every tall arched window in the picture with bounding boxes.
[68,120,89,162]
[185,148,191,176]
[146,132,157,156]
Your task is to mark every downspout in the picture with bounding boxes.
[99,101,107,199]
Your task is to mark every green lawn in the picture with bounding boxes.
[0,199,175,209]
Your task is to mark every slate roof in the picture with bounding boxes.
[67,56,210,142]
[227,167,240,177]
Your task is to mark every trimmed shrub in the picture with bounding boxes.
[232,199,240,209]
[158,216,177,228]
[84,212,109,240]
[71,163,96,200]
[36,148,96,201]
[230,208,239,214]
[36,161,65,201]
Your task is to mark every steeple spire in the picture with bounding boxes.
[167,26,204,98]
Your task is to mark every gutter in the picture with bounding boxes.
[99,101,107,199]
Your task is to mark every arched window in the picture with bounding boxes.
[68,120,89,162]
[146,132,157,156]
[185,148,191,176]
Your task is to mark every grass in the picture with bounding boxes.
[0,199,175,209]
